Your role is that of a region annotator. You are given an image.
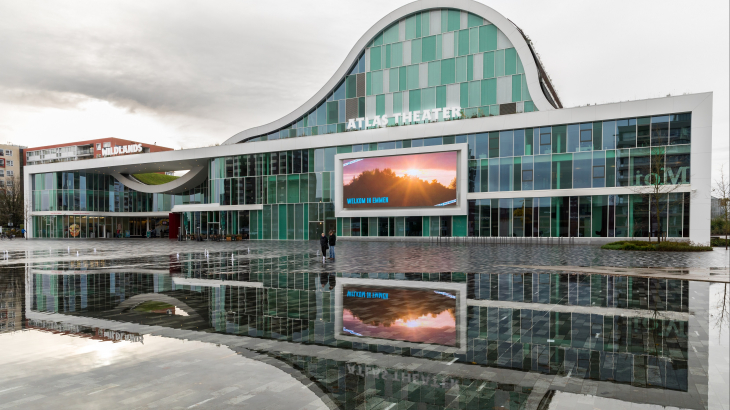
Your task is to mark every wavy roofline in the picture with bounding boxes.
[223,0,558,145]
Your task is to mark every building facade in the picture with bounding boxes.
[25,138,173,166]
[0,143,25,190]
[23,0,713,243]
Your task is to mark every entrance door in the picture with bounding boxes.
[208,222,219,240]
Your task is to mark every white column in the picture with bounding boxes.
[689,93,713,245]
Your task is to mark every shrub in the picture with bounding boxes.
[601,240,712,252]
[711,237,730,247]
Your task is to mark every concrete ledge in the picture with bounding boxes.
[337,236,688,245]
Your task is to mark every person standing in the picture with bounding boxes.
[319,232,328,263]
[21,228,26,239]
[328,230,337,260]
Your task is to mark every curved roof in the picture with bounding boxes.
[223,0,560,145]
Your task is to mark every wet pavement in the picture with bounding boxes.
[1,239,728,409]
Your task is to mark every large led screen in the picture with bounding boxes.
[342,151,457,209]
[341,285,457,346]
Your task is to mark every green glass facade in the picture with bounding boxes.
[30,113,692,240]
[243,9,536,144]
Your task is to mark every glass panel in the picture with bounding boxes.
[616,118,637,149]
[514,129,525,156]
[567,124,579,153]
[489,158,499,192]
[552,125,567,154]
[534,155,551,190]
[602,120,616,150]
[551,154,573,190]
[637,117,651,147]
[499,130,513,157]
[650,116,669,146]
[499,157,513,192]
[592,151,606,188]
[573,152,592,189]
[539,127,551,154]
[479,24,497,52]
[521,156,533,191]
[669,113,691,145]
[480,159,489,192]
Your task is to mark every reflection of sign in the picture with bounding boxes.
[342,285,457,346]
[26,319,144,343]
[345,363,459,388]
[346,290,389,299]
[102,144,143,157]
[68,224,80,237]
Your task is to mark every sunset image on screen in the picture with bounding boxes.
[341,286,457,346]
[342,151,457,209]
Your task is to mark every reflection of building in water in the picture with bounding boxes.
[26,254,709,408]
[25,319,143,343]
[0,270,24,334]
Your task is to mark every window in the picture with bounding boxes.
[580,129,592,142]
[7,161,12,167]
[522,170,533,182]
[0,170,4,176]
[6,180,12,187]
[96,143,101,150]
[0,159,4,166]
[5,150,11,156]
[103,142,111,148]
[6,170,13,176]
[0,150,3,156]
[540,132,550,145]
[593,165,605,178]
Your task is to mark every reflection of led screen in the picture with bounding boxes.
[341,285,457,346]
[342,152,457,209]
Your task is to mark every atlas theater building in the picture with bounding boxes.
[24,0,712,243]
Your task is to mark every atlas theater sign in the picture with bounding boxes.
[102,143,143,157]
[346,107,462,130]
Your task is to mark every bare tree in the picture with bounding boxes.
[630,147,681,243]
[712,165,730,249]
[0,174,24,231]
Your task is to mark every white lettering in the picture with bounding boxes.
[431,108,442,119]
[347,119,357,130]
[393,113,401,124]
[451,107,461,118]
[413,111,421,122]
[372,116,381,127]
[356,117,365,128]
[443,108,451,119]
[422,110,432,122]
[402,112,412,123]
[381,115,388,127]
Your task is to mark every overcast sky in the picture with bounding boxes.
[0,0,727,179]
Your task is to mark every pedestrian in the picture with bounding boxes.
[21,228,26,239]
[328,230,336,260]
[319,232,328,263]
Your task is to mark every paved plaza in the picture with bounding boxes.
[1,239,728,409]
